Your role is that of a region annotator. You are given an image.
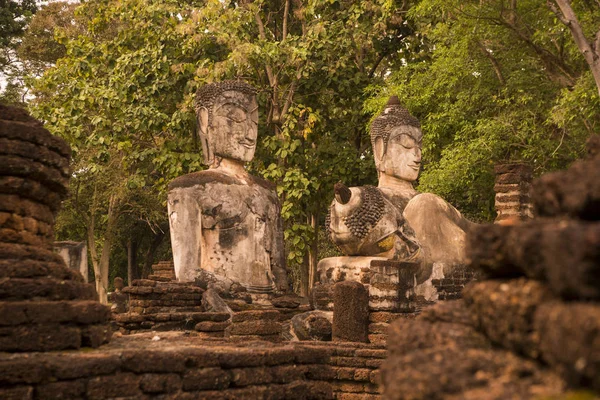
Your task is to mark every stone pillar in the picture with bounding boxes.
[149,260,176,281]
[54,240,88,282]
[494,163,533,222]
[369,260,420,313]
[0,105,111,351]
[332,281,369,342]
[369,261,400,312]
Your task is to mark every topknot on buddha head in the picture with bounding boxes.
[370,96,421,151]
[195,80,257,119]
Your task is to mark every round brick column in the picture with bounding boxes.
[0,105,111,351]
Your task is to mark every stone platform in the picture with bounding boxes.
[0,331,386,400]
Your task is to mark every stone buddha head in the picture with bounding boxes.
[195,80,258,167]
[371,96,423,183]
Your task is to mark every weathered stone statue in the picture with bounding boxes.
[320,97,475,299]
[108,277,128,313]
[168,80,288,293]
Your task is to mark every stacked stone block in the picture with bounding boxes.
[431,264,481,301]
[148,260,175,281]
[0,337,335,399]
[300,341,386,400]
[116,279,205,332]
[193,312,231,339]
[0,105,111,351]
[311,283,334,311]
[380,138,600,399]
[226,310,283,342]
[494,162,533,222]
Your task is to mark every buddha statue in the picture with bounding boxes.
[109,277,128,314]
[167,80,288,293]
[319,96,474,287]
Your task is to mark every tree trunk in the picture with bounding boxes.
[87,213,104,304]
[548,0,600,96]
[307,213,319,292]
[127,238,138,286]
[94,194,120,304]
[300,252,309,297]
[142,230,165,279]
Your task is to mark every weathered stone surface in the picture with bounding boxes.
[332,281,369,343]
[53,241,88,283]
[463,278,555,359]
[182,367,231,391]
[291,311,332,341]
[202,288,232,314]
[0,194,54,224]
[37,380,85,400]
[195,321,231,332]
[0,155,69,195]
[87,372,142,398]
[0,277,98,301]
[535,302,600,391]
[168,81,288,293]
[0,106,70,157]
[310,282,334,311]
[0,258,81,281]
[467,220,600,299]
[190,312,231,322]
[231,309,280,322]
[494,163,533,222]
[226,320,282,336]
[386,318,490,357]
[45,353,121,379]
[0,386,33,400]
[139,373,182,393]
[272,293,302,308]
[532,152,600,220]
[0,324,81,351]
[0,300,109,325]
[382,345,564,400]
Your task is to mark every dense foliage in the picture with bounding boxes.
[13,0,600,295]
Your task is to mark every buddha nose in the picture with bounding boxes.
[414,147,422,162]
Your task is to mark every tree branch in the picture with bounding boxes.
[282,0,290,41]
[368,53,386,78]
[254,11,276,87]
[477,41,505,85]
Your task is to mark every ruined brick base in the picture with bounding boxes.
[0,332,387,400]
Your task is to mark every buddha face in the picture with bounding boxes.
[379,125,422,182]
[207,90,258,163]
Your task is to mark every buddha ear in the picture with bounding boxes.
[373,136,386,169]
[198,107,209,134]
[197,107,213,165]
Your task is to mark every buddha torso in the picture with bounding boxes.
[168,169,286,293]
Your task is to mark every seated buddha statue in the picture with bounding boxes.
[167,80,288,293]
[319,96,475,287]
